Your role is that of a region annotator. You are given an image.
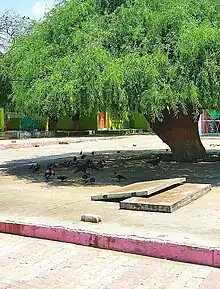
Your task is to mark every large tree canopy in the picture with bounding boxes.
[4,0,220,160]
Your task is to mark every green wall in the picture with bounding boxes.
[7,118,20,130]
[0,108,4,131]
[79,114,98,130]
[5,111,150,131]
[108,118,129,129]
[130,112,149,130]
[35,119,47,130]
[57,115,74,131]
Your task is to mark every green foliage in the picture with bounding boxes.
[0,10,34,112]
[4,0,220,120]
[96,0,128,14]
[0,74,12,110]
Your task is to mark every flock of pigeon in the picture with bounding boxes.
[28,150,153,185]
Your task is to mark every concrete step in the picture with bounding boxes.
[120,183,211,213]
[91,177,186,201]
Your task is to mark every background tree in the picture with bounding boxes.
[0,10,34,113]
[0,10,34,51]
[4,0,220,161]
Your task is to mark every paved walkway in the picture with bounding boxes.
[0,171,219,249]
[1,233,220,289]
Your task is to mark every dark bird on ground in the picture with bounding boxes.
[80,151,83,155]
[75,159,97,173]
[117,151,120,154]
[147,156,161,167]
[97,160,104,168]
[82,174,89,180]
[71,160,79,167]
[66,160,71,167]
[81,154,87,159]
[87,160,99,171]
[74,163,89,173]
[44,168,55,182]
[114,172,127,181]
[85,177,96,184]
[29,164,34,170]
[92,151,95,156]
[48,162,57,169]
[59,161,67,167]
[57,175,68,182]
[60,160,71,167]
[73,156,77,162]
[30,163,40,172]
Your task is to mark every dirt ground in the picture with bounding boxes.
[3,144,220,186]
[0,135,220,248]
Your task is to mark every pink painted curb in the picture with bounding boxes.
[0,221,219,268]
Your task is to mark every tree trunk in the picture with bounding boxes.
[45,118,49,132]
[147,108,206,162]
[71,113,80,131]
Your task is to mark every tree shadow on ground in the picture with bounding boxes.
[1,149,220,187]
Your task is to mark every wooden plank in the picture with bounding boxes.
[120,183,211,213]
[91,177,186,201]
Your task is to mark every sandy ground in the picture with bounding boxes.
[0,135,220,248]
[1,134,220,165]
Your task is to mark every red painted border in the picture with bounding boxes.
[0,221,219,268]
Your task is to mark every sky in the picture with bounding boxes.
[0,0,56,19]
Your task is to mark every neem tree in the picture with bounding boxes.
[4,0,220,161]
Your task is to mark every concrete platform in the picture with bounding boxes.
[0,173,219,268]
[120,183,211,213]
[91,177,186,201]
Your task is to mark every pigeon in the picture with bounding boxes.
[59,161,68,167]
[30,163,40,172]
[85,177,96,184]
[67,160,72,167]
[44,168,55,182]
[60,160,71,167]
[97,160,104,168]
[47,162,58,169]
[81,154,87,160]
[29,164,34,170]
[82,174,89,181]
[147,156,161,167]
[74,163,89,173]
[57,176,68,182]
[114,172,127,181]
[87,160,99,171]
